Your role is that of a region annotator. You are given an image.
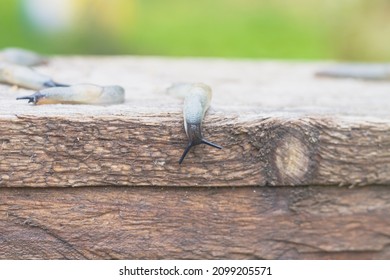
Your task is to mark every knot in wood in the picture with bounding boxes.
[255,119,320,186]
[275,135,310,184]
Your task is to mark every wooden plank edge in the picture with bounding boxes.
[0,113,389,187]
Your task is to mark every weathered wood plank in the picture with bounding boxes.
[0,114,390,187]
[1,186,389,259]
[1,57,390,187]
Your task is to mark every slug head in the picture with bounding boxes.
[179,123,222,164]
[16,92,45,104]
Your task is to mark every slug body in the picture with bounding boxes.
[316,64,390,80]
[16,84,125,105]
[179,83,222,164]
[166,82,193,98]
[0,62,66,90]
[0,47,47,66]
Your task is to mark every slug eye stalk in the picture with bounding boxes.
[43,81,69,88]
[16,96,35,103]
[179,140,222,164]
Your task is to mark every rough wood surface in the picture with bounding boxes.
[1,186,389,260]
[1,57,390,187]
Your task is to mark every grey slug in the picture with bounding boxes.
[16,84,125,105]
[316,64,390,80]
[179,83,222,164]
[0,47,47,66]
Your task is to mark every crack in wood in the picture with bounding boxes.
[6,212,89,259]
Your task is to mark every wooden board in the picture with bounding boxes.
[1,186,390,259]
[1,57,390,187]
[1,57,390,260]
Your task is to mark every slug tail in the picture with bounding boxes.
[179,142,195,164]
[201,139,222,150]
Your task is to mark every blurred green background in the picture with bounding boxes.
[0,0,389,61]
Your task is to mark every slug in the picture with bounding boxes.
[316,64,390,80]
[166,82,193,98]
[0,62,67,90]
[0,47,47,66]
[179,83,222,164]
[16,84,125,105]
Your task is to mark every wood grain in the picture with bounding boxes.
[0,114,389,187]
[1,186,389,259]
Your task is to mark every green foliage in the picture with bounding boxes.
[0,0,389,60]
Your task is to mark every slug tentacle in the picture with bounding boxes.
[179,143,194,165]
[16,93,45,103]
[178,122,222,164]
[43,81,69,88]
[177,82,222,164]
[16,84,125,105]
[201,139,222,150]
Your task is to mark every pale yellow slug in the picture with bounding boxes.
[16,84,125,105]
[0,62,67,90]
